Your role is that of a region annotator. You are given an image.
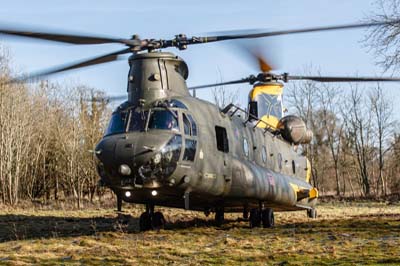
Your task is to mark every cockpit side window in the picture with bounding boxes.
[148,110,179,131]
[188,114,197,136]
[183,113,191,135]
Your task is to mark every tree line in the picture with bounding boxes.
[0,47,110,206]
[287,77,399,197]
[2,1,400,204]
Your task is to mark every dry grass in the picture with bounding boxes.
[0,202,399,265]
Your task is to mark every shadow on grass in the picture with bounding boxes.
[0,212,398,243]
[0,213,243,242]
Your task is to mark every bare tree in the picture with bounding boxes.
[366,0,400,71]
[317,85,344,195]
[369,85,395,195]
[342,87,374,196]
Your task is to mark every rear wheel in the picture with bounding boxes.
[249,208,261,228]
[261,208,274,228]
[307,208,317,219]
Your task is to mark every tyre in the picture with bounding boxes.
[261,208,274,228]
[139,212,152,231]
[249,208,261,228]
[309,208,317,219]
[152,211,166,230]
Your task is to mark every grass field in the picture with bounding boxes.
[0,201,399,265]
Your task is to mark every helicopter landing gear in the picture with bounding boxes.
[261,208,274,228]
[249,208,261,228]
[243,207,249,220]
[117,194,122,212]
[215,207,224,227]
[249,207,274,228]
[139,204,166,231]
[307,208,317,219]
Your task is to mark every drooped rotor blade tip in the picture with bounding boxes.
[0,23,128,45]
[5,48,130,84]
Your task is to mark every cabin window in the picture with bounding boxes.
[262,146,267,163]
[243,138,249,157]
[292,160,296,174]
[215,126,229,153]
[183,139,197,161]
[278,153,283,170]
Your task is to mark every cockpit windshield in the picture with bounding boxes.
[104,104,180,136]
[128,111,147,132]
[104,111,128,136]
[148,110,179,131]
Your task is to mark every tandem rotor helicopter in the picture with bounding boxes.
[1,20,400,231]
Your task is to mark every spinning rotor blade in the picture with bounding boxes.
[188,20,400,46]
[8,48,130,83]
[287,75,400,82]
[189,73,400,90]
[1,19,399,51]
[87,95,128,103]
[189,77,253,90]
[0,27,130,45]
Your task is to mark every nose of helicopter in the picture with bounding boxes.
[95,132,182,187]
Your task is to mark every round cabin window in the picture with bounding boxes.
[243,138,249,157]
[262,146,267,163]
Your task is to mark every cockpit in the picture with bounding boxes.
[97,99,197,188]
[104,99,186,136]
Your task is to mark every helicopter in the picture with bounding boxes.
[1,20,400,231]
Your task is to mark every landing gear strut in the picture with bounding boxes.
[117,194,122,212]
[215,207,224,227]
[139,203,166,231]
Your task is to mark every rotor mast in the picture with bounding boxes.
[127,52,190,106]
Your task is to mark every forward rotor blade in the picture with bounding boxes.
[188,77,252,90]
[87,95,127,103]
[287,75,400,82]
[9,48,131,83]
[192,20,400,45]
[0,26,129,45]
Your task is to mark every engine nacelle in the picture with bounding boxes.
[277,115,313,145]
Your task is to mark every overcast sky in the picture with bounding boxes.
[0,0,398,115]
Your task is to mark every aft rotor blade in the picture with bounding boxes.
[287,75,400,82]
[189,20,400,45]
[0,26,130,45]
[188,77,252,90]
[9,48,130,83]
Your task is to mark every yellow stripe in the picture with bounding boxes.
[306,159,311,183]
[249,83,283,100]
